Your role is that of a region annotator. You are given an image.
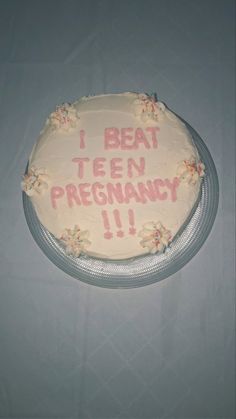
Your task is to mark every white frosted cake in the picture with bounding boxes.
[22,92,205,260]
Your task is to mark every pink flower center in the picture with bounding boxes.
[152,229,161,245]
[184,160,197,175]
[141,97,157,113]
[54,106,72,125]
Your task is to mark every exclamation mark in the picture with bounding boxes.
[101,210,113,239]
[113,209,124,238]
[128,209,136,235]
[79,129,85,149]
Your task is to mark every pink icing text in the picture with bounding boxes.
[50,177,179,209]
[101,209,136,239]
[104,127,159,150]
[72,157,146,179]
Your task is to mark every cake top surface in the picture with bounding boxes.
[22,92,204,260]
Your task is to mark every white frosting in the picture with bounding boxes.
[25,92,204,260]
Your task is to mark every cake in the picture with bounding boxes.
[22,92,205,260]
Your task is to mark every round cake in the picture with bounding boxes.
[22,92,205,260]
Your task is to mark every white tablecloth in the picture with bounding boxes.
[0,0,235,418]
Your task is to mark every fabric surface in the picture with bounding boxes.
[0,0,235,418]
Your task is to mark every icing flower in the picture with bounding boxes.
[177,157,205,185]
[60,225,91,257]
[139,221,171,254]
[21,166,49,196]
[47,103,79,131]
[134,93,165,122]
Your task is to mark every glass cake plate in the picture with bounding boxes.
[22,120,219,288]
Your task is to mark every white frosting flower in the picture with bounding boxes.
[47,103,79,131]
[21,166,49,196]
[139,221,171,254]
[60,225,91,257]
[133,93,165,122]
[177,157,205,185]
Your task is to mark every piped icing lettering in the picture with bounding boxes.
[93,157,106,177]
[104,127,160,150]
[164,177,180,202]
[113,209,124,237]
[72,157,145,179]
[65,184,81,207]
[137,181,156,203]
[102,210,113,239]
[50,177,180,209]
[72,157,90,178]
[146,127,159,148]
[110,158,123,179]
[153,179,168,201]
[78,183,92,206]
[104,127,120,150]
[107,183,124,204]
[135,128,151,149]
[124,183,142,204]
[127,158,145,178]
[128,209,136,235]
[121,127,133,149]
[101,209,136,239]
[91,183,107,205]
[51,186,65,209]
